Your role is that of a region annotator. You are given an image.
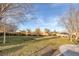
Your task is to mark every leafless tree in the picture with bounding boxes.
[59,6,79,42]
[44,28,50,36]
[26,29,32,36]
[0,3,34,44]
[35,28,41,36]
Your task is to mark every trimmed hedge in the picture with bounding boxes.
[0,32,26,36]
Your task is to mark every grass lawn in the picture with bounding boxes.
[0,36,74,56]
[0,36,44,46]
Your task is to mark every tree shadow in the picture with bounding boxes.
[63,50,79,56]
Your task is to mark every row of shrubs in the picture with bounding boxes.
[0,32,57,36]
[0,32,26,36]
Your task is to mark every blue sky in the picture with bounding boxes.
[18,4,79,32]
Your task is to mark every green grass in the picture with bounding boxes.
[0,36,74,56]
[0,36,44,46]
[0,45,24,56]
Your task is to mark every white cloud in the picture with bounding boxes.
[50,4,64,8]
[17,15,66,32]
[34,16,63,31]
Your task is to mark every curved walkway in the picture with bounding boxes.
[59,44,79,56]
[0,43,25,50]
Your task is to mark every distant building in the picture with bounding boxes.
[42,32,49,36]
[57,32,69,37]
[25,31,50,36]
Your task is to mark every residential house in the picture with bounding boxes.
[57,32,69,37]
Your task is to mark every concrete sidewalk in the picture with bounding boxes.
[59,44,79,56]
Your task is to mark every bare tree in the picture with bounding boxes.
[0,4,12,44]
[26,29,32,36]
[35,28,41,36]
[59,6,79,42]
[44,28,50,36]
[0,3,34,44]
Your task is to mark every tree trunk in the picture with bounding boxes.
[68,34,71,40]
[75,33,78,41]
[3,25,6,44]
[70,34,73,42]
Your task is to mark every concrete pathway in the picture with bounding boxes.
[59,44,79,56]
[0,43,25,50]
